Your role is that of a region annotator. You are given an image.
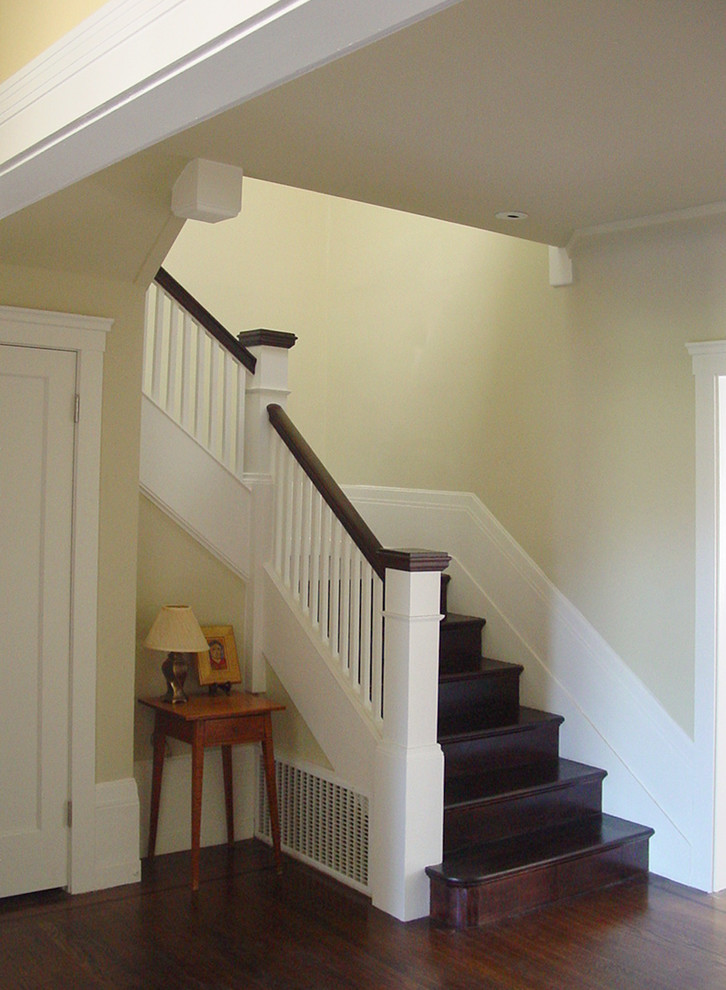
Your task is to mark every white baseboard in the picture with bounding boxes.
[134,748,257,857]
[346,484,700,887]
[94,778,141,890]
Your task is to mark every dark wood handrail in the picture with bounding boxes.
[154,267,256,374]
[267,403,386,579]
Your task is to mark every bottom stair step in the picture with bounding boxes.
[426,813,654,929]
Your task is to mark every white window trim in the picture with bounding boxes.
[0,305,111,893]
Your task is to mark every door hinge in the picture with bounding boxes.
[66,800,72,828]
[74,394,80,423]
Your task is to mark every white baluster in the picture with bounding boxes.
[222,356,236,472]
[194,322,207,446]
[350,552,362,693]
[208,341,222,455]
[300,475,312,614]
[273,436,285,576]
[360,561,373,707]
[180,312,194,433]
[282,449,294,587]
[339,538,352,675]
[151,288,166,405]
[167,303,180,418]
[329,522,341,657]
[234,364,246,478]
[291,461,303,601]
[319,506,331,642]
[310,489,322,628]
[371,577,384,725]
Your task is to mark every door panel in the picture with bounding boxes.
[0,344,76,896]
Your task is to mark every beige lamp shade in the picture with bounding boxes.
[144,605,209,654]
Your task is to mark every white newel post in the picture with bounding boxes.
[239,330,297,692]
[370,549,450,922]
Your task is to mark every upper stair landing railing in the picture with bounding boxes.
[143,267,255,478]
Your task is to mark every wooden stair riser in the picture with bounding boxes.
[438,701,519,735]
[444,776,604,852]
[429,835,650,929]
[439,617,485,671]
[441,717,562,777]
[438,670,521,730]
[440,573,451,616]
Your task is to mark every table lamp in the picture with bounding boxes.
[144,605,209,703]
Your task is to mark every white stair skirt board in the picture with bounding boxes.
[134,747,257,857]
[94,780,141,890]
[345,485,697,888]
[262,565,378,797]
[139,395,252,579]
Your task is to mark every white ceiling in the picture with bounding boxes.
[3,0,726,274]
[161,0,726,247]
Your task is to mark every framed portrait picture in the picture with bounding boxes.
[196,625,242,687]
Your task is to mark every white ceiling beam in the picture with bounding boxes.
[0,0,457,221]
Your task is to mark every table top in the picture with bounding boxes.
[138,691,285,721]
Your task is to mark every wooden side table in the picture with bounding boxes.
[138,691,285,891]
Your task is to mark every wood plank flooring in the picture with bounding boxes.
[1,840,725,989]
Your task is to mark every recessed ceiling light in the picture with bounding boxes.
[495,210,529,221]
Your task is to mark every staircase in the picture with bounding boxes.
[426,576,654,928]
[144,271,658,922]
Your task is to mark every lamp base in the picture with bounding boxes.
[161,652,188,703]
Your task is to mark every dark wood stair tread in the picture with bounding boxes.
[441,612,485,628]
[438,706,563,744]
[444,758,606,808]
[439,657,524,683]
[426,813,654,886]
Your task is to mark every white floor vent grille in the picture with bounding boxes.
[256,756,369,891]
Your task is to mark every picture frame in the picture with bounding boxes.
[196,625,242,687]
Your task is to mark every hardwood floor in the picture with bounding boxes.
[1,841,725,989]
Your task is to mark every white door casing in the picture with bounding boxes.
[0,307,110,894]
[0,344,75,895]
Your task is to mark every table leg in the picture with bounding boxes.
[190,724,204,891]
[147,724,166,861]
[261,717,282,873]
[221,744,235,847]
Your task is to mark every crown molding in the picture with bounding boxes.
[566,200,726,255]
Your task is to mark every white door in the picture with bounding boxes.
[0,344,76,896]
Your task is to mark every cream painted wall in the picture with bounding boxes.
[135,495,327,766]
[135,495,247,760]
[0,0,106,83]
[0,261,144,781]
[164,179,331,447]
[322,201,700,734]
[164,179,715,735]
